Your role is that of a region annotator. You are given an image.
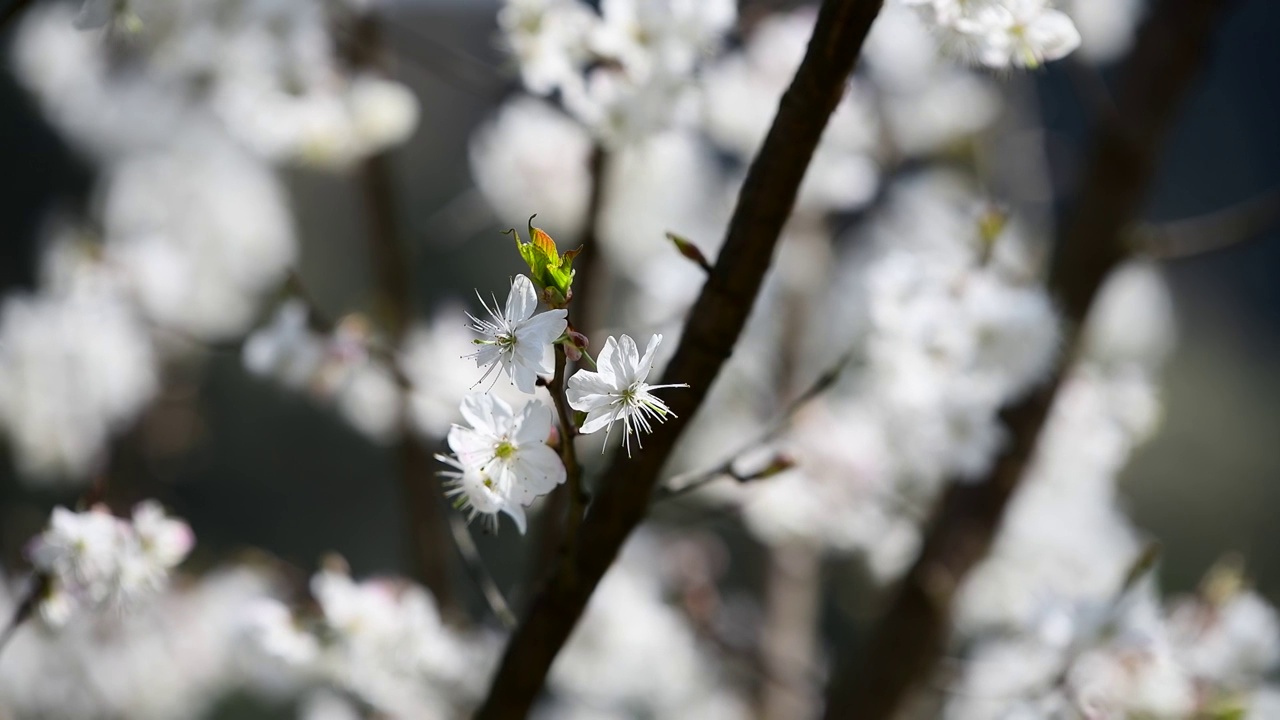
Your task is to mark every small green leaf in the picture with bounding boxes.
[509,216,578,307]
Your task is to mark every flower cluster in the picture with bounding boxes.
[0,0,421,485]
[708,173,1059,579]
[437,254,685,533]
[948,563,1280,719]
[901,0,1083,68]
[499,0,736,144]
[27,502,194,625]
[0,567,277,719]
[247,562,487,717]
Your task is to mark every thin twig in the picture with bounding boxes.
[446,513,517,630]
[1136,186,1280,259]
[657,347,859,502]
[473,2,886,717]
[547,346,586,578]
[820,2,1239,718]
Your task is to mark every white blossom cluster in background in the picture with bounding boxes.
[940,261,1280,718]
[27,502,194,625]
[242,300,408,445]
[0,567,282,720]
[499,0,736,145]
[473,2,1016,329]
[1,0,1270,719]
[901,0,1082,69]
[248,562,489,718]
[948,564,1280,719]
[0,0,420,481]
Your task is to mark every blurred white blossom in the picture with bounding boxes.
[0,567,278,720]
[901,0,1082,69]
[0,289,158,481]
[248,564,488,717]
[498,0,735,145]
[470,97,595,240]
[27,503,193,625]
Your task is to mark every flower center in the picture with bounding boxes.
[621,382,643,406]
[494,440,516,460]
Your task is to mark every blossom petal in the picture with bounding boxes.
[513,400,554,445]
[448,426,495,467]
[459,392,512,437]
[635,333,663,384]
[518,309,568,345]
[592,336,621,386]
[510,361,540,394]
[501,502,528,535]
[510,443,566,501]
[566,369,617,411]
[580,405,619,435]
[505,275,539,322]
[614,334,640,382]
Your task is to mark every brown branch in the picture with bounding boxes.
[546,345,586,576]
[819,1,1238,718]
[531,145,607,584]
[472,2,886,717]
[349,12,458,618]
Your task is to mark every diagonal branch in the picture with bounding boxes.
[472,1,885,717]
[819,1,1239,718]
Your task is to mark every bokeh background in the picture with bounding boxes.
[0,0,1278,716]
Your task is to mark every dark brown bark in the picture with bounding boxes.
[353,14,458,616]
[820,2,1237,718]
[473,1,885,717]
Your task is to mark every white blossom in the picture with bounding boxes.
[0,567,279,720]
[242,300,326,389]
[900,0,1082,69]
[961,0,1083,69]
[567,334,687,455]
[27,503,194,623]
[468,274,567,394]
[470,96,594,240]
[499,0,596,95]
[441,392,566,533]
[498,0,735,145]
[248,565,486,717]
[0,288,158,481]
